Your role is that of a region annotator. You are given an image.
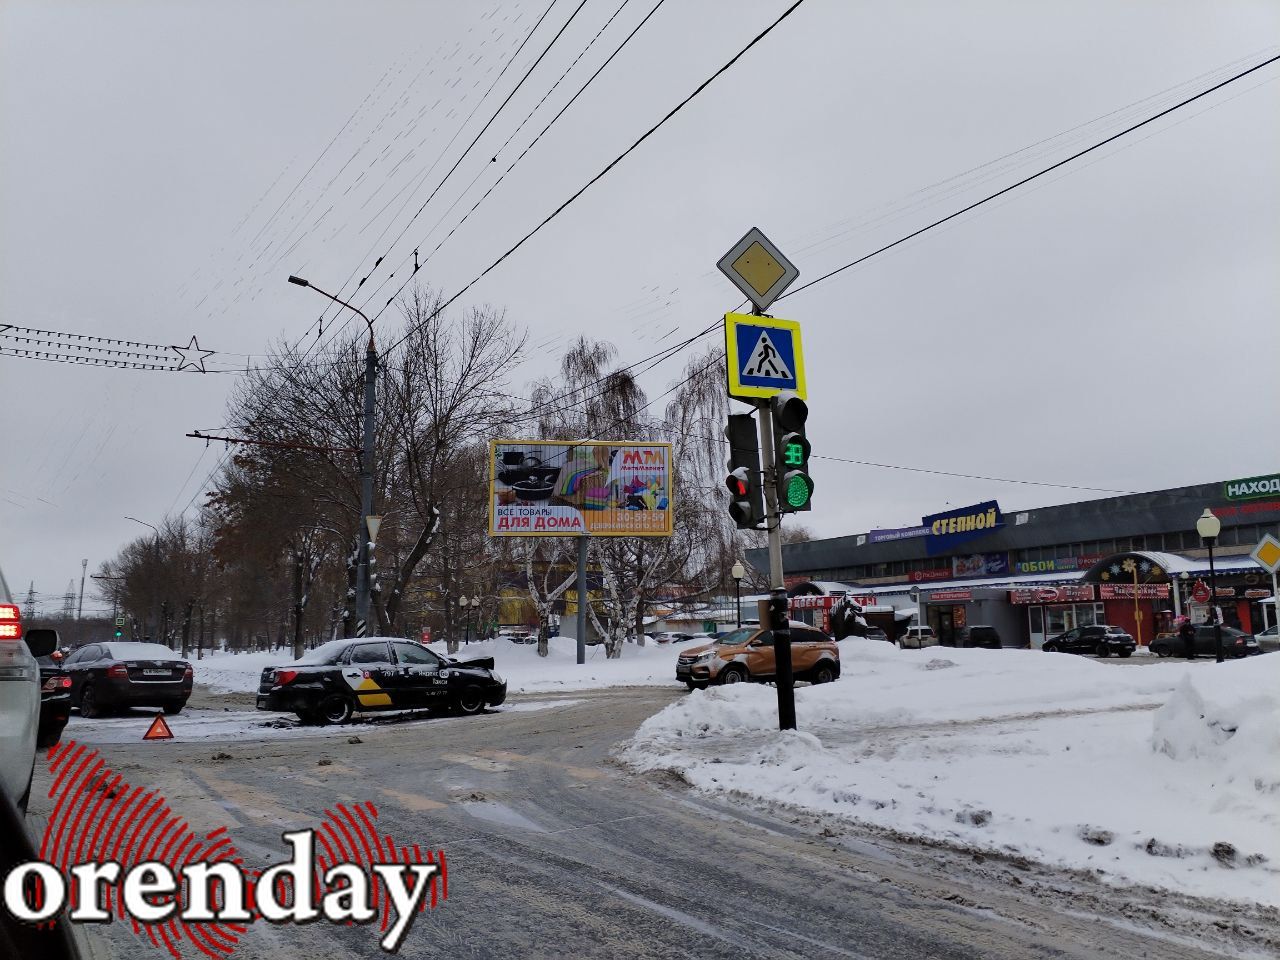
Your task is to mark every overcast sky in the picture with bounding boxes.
[3,0,1277,612]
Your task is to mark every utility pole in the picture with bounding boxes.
[288,275,377,638]
[77,558,88,619]
[23,582,36,622]
[756,397,796,730]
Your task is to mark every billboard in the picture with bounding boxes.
[489,440,673,537]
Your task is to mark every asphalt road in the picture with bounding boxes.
[24,687,1275,960]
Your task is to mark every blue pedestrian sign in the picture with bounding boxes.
[724,313,806,401]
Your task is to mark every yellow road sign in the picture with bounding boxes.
[717,227,799,311]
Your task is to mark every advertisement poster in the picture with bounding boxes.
[952,552,1009,579]
[922,500,1004,555]
[489,440,673,537]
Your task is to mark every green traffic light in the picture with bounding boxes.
[784,441,805,466]
[785,473,813,508]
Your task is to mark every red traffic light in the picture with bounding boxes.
[726,467,750,498]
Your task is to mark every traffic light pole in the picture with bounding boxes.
[756,400,797,731]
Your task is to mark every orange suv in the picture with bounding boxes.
[675,625,840,690]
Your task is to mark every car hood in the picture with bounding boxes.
[448,656,495,671]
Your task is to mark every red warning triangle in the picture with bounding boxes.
[143,714,174,741]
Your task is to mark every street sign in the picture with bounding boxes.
[421,627,432,643]
[143,714,174,741]
[1251,533,1280,574]
[366,515,382,543]
[724,313,806,401]
[114,616,126,626]
[717,227,799,312]
[1191,579,1211,604]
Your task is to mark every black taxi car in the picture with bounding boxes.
[257,637,507,725]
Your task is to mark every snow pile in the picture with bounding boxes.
[193,637,679,695]
[622,643,1280,906]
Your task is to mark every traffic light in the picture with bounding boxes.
[114,626,123,638]
[724,413,765,529]
[771,389,813,512]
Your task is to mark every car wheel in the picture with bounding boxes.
[1117,650,1132,659]
[1095,644,1110,658]
[80,684,101,718]
[1154,644,1172,658]
[453,686,486,715]
[163,701,186,716]
[812,661,837,684]
[1042,643,1058,653]
[316,694,354,725]
[719,665,748,685]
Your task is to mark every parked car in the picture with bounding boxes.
[898,626,939,649]
[1150,624,1260,659]
[500,630,536,644]
[258,637,506,724]
[956,625,1002,650]
[0,566,58,815]
[653,631,692,644]
[64,641,193,717]
[675,625,839,689]
[1042,624,1135,658]
[861,626,890,643]
[30,629,70,749]
[1252,623,1278,654]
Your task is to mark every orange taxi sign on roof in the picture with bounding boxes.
[143,714,174,741]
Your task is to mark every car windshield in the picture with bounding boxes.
[296,639,351,664]
[715,628,755,645]
[104,642,182,661]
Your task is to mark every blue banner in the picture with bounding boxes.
[922,501,1003,556]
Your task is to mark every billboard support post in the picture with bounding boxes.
[576,535,588,666]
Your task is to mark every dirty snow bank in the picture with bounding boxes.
[621,641,1280,906]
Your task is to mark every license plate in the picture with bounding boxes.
[143,669,170,676]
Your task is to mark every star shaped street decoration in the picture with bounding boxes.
[1121,558,1137,574]
[170,335,216,373]
[1109,564,1121,575]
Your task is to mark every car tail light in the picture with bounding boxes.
[42,675,71,691]
[107,664,129,679]
[0,604,21,641]
[275,669,299,686]
[183,665,193,679]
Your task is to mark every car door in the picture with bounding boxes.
[745,630,776,678]
[790,628,824,673]
[341,642,397,710]
[1055,629,1081,652]
[391,642,448,707]
[64,645,99,701]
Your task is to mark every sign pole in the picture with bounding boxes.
[756,395,796,731]
[576,535,588,666]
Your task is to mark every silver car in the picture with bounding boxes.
[899,625,940,649]
[1,561,56,813]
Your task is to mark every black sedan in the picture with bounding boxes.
[36,653,71,748]
[257,638,507,725]
[64,641,192,717]
[1150,625,1260,659]
[1042,624,1136,658]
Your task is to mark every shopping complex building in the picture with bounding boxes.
[749,472,1280,648]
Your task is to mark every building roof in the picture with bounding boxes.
[762,476,1280,574]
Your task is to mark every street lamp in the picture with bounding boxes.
[288,275,377,637]
[1195,508,1224,664]
[731,561,746,629]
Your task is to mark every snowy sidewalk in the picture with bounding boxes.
[621,641,1280,908]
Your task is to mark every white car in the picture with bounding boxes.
[899,626,940,649]
[1,562,56,814]
[1254,623,1279,654]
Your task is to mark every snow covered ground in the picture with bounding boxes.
[192,636,679,695]
[621,640,1280,908]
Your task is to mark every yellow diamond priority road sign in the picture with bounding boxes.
[717,227,799,312]
[1251,533,1280,574]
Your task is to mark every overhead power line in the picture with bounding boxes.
[777,51,1280,304]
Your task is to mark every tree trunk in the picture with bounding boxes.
[180,599,194,659]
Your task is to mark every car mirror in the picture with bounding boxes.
[24,628,59,658]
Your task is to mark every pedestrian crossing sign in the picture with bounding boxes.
[724,313,806,401]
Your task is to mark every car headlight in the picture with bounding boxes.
[694,652,715,664]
